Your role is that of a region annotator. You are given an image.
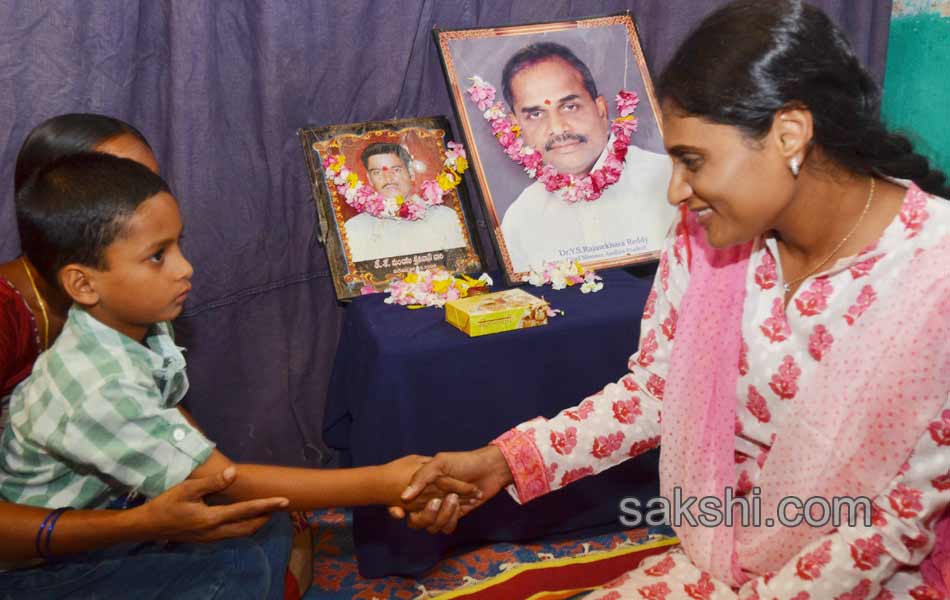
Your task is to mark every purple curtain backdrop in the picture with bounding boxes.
[0,1,892,466]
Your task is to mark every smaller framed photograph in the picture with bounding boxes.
[435,13,676,285]
[299,116,483,300]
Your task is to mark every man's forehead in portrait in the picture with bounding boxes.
[361,142,415,199]
[501,42,601,113]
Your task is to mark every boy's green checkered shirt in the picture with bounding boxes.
[0,307,214,508]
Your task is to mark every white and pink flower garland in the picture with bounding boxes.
[322,142,468,221]
[369,268,493,308]
[525,260,604,294]
[466,76,639,204]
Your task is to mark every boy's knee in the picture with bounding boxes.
[216,544,272,600]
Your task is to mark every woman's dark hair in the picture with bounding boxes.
[657,0,949,197]
[14,113,151,193]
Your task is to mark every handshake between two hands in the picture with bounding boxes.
[381,446,513,535]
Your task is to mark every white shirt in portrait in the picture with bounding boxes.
[344,203,467,262]
[500,143,675,273]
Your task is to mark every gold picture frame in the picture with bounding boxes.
[299,116,483,300]
[435,13,674,285]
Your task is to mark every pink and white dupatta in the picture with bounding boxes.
[661,211,950,587]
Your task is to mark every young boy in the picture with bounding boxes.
[0,154,474,524]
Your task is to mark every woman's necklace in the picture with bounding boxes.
[783,178,875,294]
[20,256,50,350]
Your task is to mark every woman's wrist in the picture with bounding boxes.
[478,445,514,488]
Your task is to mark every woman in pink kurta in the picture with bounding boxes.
[399,1,950,598]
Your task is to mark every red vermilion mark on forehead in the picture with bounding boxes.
[381,166,389,171]
[544,99,552,105]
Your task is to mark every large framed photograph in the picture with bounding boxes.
[299,116,482,300]
[435,14,675,284]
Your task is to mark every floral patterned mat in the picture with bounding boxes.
[303,508,659,600]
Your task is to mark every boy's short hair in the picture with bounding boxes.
[16,152,171,289]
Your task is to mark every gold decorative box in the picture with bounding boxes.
[445,288,550,337]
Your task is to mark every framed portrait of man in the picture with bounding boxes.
[435,13,675,284]
[299,116,482,300]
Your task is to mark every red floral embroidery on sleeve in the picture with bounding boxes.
[808,324,834,362]
[850,533,886,570]
[927,410,950,446]
[545,462,558,484]
[628,436,661,457]
[638,581,672,600]
[738,338,749,376]
[768,355,801,400]
[643,288,658,320]
[849,254,884,279]
[661,306,678,341]
[612,397,642,424]
[592,432,625,459]
[790,593,810,600]
[674,231,687,265]
[622,374,641,392]
[746,385,771,423]
[492,429,550,502]
[844,285,877,326]
[647,374,665,401]
[760,297,791,343]
[900,187,930,238]
[550,427,578,455]
[660,253,671,293]
[795,277,834,317]
[931,469,950,491]
[564,399,596,422]
[901,532,929,551]
[795,539,832,580]
[560,466,594,486]
[683,572,714,599]
[754,252,777,290]
[603,573,631,589]
[600,592,622,600]
[888,483,924,518]
[909,585,943,600]
[873,590,895,600]
[637,329,659,368]
[645,554,675,576]
[870,503,888,527]
[835,579,871,600]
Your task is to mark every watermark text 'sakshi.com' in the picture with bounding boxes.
[619,487,873,528]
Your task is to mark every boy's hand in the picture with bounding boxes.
[140,467,289,543]
[379,455,481,514]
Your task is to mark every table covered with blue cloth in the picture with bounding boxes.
[323,267,661,577]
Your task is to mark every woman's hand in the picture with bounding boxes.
[138,466,289,543]
[389,446,513,534]
[377,454,482,513]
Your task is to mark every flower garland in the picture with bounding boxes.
[466,76,639,204]
[370,268,492,308]
[322,142,468,221]
[524,260,604,294]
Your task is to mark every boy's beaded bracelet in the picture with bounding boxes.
[34,507,73,560]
